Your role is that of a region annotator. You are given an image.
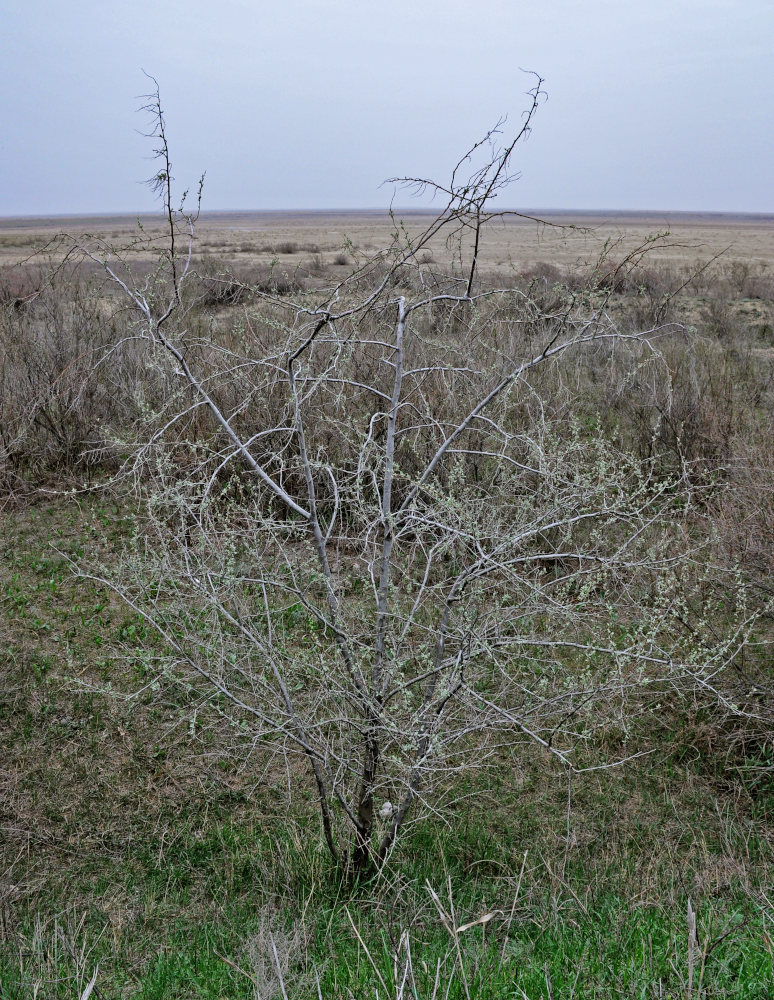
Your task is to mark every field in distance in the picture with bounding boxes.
[1,208,773,273]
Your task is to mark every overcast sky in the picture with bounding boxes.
[2,0,772,215]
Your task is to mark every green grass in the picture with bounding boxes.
[1,495,773,998]
[1,818,771,997]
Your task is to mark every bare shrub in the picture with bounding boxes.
[519,260,563,287]
[699,297,742,342]
[194,259,303,306]
[0,263,41,310]
[306,251,325,275]
[0,270,145,481]
[197,273,249,306]
[53,79,766,883]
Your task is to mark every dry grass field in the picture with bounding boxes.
[1,205,773,998]
[2,208,773,274]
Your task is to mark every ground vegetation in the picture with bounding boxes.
[0,84,772,997]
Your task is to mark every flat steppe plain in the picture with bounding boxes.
[2,208,773,273]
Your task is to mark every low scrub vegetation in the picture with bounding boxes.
[0,84,772,998]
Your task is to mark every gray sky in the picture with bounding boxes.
[2,0,772,215]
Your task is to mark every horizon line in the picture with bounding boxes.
[2,206,774,225]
